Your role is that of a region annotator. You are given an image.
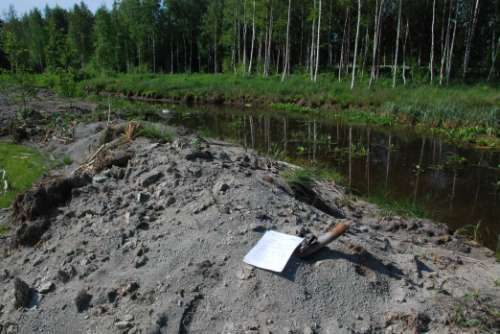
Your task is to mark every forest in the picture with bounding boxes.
[0,0,498,86]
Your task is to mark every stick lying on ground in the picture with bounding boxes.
[295,221,352,258]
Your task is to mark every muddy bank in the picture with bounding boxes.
[0,114,499,334]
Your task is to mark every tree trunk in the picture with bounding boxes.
[488,30,499,81]
[264,4,273,77]
[338,7,349,82]
[282,0,292,82]
[392,0,402,88]
[463,0,480,78]
[402,19,409,85]
[369,0,384,88]
[446,5,458,83]
[439,0,453,85]
[314,0,322,82]
[243,0,248,74]
[248,0,256,74]
[310,0,317,81]
[430,0,436,84]
[351,0,362,89]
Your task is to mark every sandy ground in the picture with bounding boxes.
[0,91,499,334]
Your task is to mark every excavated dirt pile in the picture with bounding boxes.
[0,119,499,333]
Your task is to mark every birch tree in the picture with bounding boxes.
[463,0,480,78]
[430,0,436,84]
[392,0,402,88]
[314,0,322,82]
[281,0,292,82]
[351,0,361,89]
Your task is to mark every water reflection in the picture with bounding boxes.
[170,106,500,249]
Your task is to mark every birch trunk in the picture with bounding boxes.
[402,20,409,85]
[488,30,499,81]
[314,0,322,82]
[430,0,436,84]
[310,0,317,81]
[248,0,256,74]
[243,0,248,74]
[338,7,349,82]
[369,0,384,88]
[282,0,292,82]
[446,5,458,83]
[392,0,402,88]
[351,0,361,89]
[463,0,480,78]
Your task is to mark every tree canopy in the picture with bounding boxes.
[0,0,498,84]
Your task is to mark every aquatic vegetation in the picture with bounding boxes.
[367,193,429,219]
[282,164,345,186]
[0,143,50,208]
[455,222,483,244]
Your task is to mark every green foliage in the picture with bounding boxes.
[54,69,80,97]
[136,123,174,142]
[451,291,500,332]
[62,155,73,166]
[0,143,50,208]
[0,224,9,236]
[367,193,429,219]
[455,222,483,243]
[283,165,344,189]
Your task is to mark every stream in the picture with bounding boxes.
[156,105,500,249]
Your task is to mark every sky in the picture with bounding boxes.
[1,0,114,17]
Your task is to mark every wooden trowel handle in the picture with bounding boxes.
[296,222,351,258]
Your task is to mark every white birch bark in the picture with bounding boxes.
[351,0,362,89]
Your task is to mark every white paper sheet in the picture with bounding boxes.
[243,231,304,273]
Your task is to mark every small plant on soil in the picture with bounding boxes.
[455,221,482,244]
[136,123,173,143]
[450,290,500,331]
[0,224,9,236]
[62,155,73,166]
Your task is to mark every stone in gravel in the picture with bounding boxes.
[115,321,132,330]
[75,289,92,312]
[93,175,107,184]
[185,150,213,161]
[57,265,76,283]
[137,192,151,203]
[140,171,164,187]
[213,181,230,194]
[135,255,148,268]
[165,196,176,206]
[38,282,55,294]
[14,278,32,308]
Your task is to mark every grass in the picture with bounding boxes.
[282,165,345,193]
[0,142,50,208]
[0,224,9,235]
[454,222,483,244]
[136,122,174,142]
[451,290,500,332]
[81,73,500,148]
[1,72,499,148]
[62,155,73,166]
[367,193,429,219]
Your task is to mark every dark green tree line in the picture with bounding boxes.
[0,0,499,85]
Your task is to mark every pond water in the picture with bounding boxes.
[162,105,499,250]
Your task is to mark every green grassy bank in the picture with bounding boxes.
[0,143,50,208]
[83,73,500,148]
[2,72,499,148]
